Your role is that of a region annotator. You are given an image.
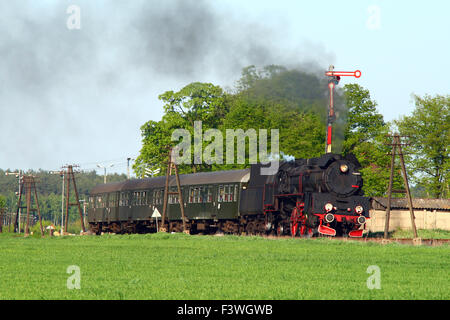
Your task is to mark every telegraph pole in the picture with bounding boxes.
[160,148,188,233]
[127,158,131,179]
[62,165,86,233]
[5,170,22,232]
[50,170,65,234]
[14,175,44,237]
[383,134,418,239]
[97,163,114,184]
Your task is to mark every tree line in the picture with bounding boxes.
[133,65,449,199]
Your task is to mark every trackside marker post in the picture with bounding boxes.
[325,66,362,153]
[152,208,161,232]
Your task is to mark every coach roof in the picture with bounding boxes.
[90,169,250,194]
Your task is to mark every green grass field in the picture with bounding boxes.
[0,232,448,300]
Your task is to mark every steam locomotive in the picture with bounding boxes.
[88,153,370,237]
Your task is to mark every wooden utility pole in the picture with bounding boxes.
[0,208,4,233]
[14,175,44,237]
[160,148,188,233]
[63,165,86,233]
[383,134,418,239]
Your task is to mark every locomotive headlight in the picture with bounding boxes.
[357,216,366,225]
[355,205,364,214]
[325,203,333,212]
[324,213,335,223]
[340,164,349,173]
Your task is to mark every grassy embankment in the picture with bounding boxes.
[0,232,448,300]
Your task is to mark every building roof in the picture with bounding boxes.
[371,197,450,211]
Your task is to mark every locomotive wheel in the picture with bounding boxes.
[276,224,285,236]
[290,222,299,237]
[246,222,257,235]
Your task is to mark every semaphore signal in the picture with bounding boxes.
[324,65,362,154]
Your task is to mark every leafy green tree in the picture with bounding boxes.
[396,94,449,198]
[0,195,6,210]
[343,84,403,197]
[342,84,385,153]
[134,82,228,176]
[222,95,324,165]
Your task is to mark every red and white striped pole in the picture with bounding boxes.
[325,66,361,154]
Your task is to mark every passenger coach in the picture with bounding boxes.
[88,169,250,234]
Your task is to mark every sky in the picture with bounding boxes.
[0,0,448,176]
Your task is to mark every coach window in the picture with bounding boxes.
[153,189,163,205]
[199,187,203,203]
[144,191,148,205]
[132,192,136,206]
[225,185,230,202]
[172,193,179,204]
[169,188,179,204]
[96,196,102,208]
[108,193,114,207]
[234,185,238,202]
[158,190,162,205]
[200,186,208,203]
[218,185,224,202]
[119,192,128,207]
[207,186,213,203]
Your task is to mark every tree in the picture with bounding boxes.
[134,82,228,176]
[396,94,449,198]
[0,195,6,210]
[342,84,385,153]
[342,84,403,197]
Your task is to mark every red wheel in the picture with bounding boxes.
[291,222,298,237]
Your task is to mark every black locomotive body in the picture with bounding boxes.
[88,153,370,237]
[241,153,370,237]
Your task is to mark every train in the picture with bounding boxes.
[88,152,370,237]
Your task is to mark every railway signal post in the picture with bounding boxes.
[324,66,362,153]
